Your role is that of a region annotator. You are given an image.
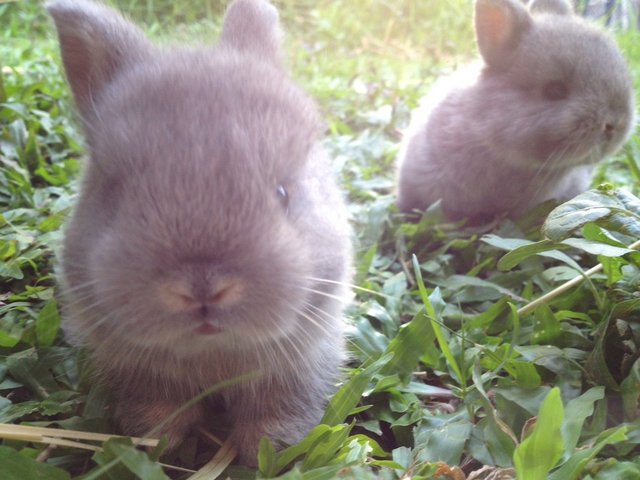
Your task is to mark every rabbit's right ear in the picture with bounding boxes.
[46,0,150,118]
[475,0,532,70]
[219,0,283,62]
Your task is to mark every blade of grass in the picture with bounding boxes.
[412,254,464,387]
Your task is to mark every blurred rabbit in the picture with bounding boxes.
[397,0,635,221]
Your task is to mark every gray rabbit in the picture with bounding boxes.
[397,0,635,220]
[47,0,352,465]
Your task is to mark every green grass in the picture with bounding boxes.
[1,0,640,479]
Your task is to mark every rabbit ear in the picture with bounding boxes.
[475,0,532,70]
[47,0,150,118]
[529,0,573,15]
[219,0,283,62]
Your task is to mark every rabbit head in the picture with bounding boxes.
[472,0,635,169]
[48,0,351,358]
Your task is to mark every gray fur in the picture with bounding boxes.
[47,0,352,465]
[397,0,635,220]
[529,0,573,15]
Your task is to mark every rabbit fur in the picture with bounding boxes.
[47,0,352,465]
[397,0,635,220]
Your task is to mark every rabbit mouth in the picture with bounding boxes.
[194,320,224,336]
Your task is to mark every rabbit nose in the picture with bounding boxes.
[199,277,245,308]
[159,277,245,312]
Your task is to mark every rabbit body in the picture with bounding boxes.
[397,0,635,219]
[48,0,351,464]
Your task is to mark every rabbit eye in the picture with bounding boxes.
[542,81,569,101]
[276,184,289,210]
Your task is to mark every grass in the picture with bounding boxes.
[1,0,640,479]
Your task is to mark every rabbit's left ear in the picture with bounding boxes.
[219,0,283,62]
[475,0,532,70]
[47,0,151,119]
[529,0,573,15]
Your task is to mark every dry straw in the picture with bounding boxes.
[0,423,237,477]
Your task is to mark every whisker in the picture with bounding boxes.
[292,303,355,358]
[299,286,347,303]
[306,276,402,301]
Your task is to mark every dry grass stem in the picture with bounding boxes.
[187,439,237,480]
[517,238,640,316]
[0,423,159,448]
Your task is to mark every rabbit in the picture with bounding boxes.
[396,0,635,221]
[47,0,352,465]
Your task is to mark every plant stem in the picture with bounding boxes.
[517,238,640,316]
[626,146,640,184]
[0,66,6,103]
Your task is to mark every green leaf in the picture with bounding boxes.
[590,460,640,479]
[35,299,60,347]
[609,298,640,319]
[549,426,628,480]
[585,313,619,390]
[344,435,387,459]
[531,304,561,345]
[513,387,565,480]
[302,423,353,470]
[494,386,552,417]
[350,317,389,361]
[258,436,278,477]
[0,446,70,480]
[0,258,24,279]
[271,424,356,475]
[542,187,640,241]
[276,464,346,480]
[414,416,472,466]
[506,361,541,389]
[466,297,510,330]
[6,349,59,400]
[272,425,336,474]
[484,235,585,272]
[391,446,412,470]
[379,309,435,377]
[599,255,626,284]
[413,256,464,385]
[39,390,80,416]
[471,363,518,466]
[92,438,169,480]
[0,68,6,103]
[437,274,525,301]
[355,244,377,285]
[561,387,605,459]
[0,400,41,423]
[582,223,636,250]
[496,239,559,270]
[0,330,20,348]
[321,353,391,426]
[621,358,640,420]
[481,235,532,251]
[560,238,635,257]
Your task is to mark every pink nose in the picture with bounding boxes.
[159,277,245,312]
